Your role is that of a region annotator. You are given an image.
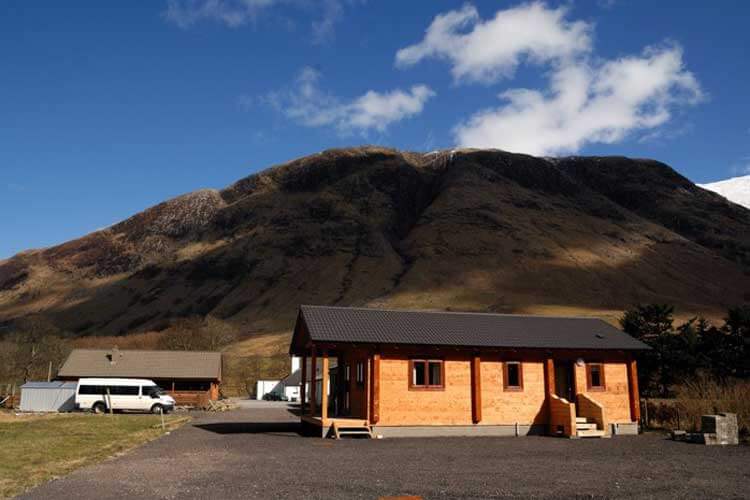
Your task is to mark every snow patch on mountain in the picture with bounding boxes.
[699,175,750,209]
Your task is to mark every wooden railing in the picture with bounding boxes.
[577,393,607,434]
[549,394,577,437]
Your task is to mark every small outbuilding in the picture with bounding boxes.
[57,348,222,406]
[19,381,78,412]
[280,369,302,402]
[256,379,283,400]
[256,357,304,401]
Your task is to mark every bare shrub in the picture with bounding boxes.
[674,377,749,435]
[0,316,71,384]
[158,315,238,352]
[646,377,749,436]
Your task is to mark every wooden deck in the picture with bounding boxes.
[301,415,368,428]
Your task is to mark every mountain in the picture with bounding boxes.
[1,147,749,353]
[699,175,750,210]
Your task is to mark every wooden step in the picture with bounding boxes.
[576,423,597,431]
[331,422,373,439]
[577,429,607,438]
[575,417,589,424]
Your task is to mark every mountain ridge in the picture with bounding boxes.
[1,146,748,346]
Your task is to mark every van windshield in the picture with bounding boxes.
[143,386,166,396]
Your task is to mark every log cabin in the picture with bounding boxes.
[289,305,650,438]
[57,348,221,406]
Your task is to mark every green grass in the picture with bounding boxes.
[0,413,189,498]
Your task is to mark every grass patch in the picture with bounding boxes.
[0,413,189,498]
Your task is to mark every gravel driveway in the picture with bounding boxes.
[21,404,749,499]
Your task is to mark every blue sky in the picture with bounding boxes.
[1,1,749,258]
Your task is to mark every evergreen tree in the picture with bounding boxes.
[620,304,674,340]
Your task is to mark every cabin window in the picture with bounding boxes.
[587,363,605,391]
[356,361,364,385]
[344,364,350,382]
[410,359,444,389]
[504,361,523,391]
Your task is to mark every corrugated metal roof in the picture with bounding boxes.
[21,381,78,389]
[58,349,222,380]
[297,305,649,351]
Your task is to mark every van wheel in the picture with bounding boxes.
[92,402,107,414]
[150,404,164,414]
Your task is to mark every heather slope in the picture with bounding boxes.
[0,147,748,348]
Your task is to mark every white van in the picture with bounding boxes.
[75,378,176,414]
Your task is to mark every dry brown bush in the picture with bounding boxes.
[645,377,749,436]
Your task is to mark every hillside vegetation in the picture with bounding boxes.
[1,147,749,388]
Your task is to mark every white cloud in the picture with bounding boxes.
[454,43,703,155]
[395,3,591,83]
[262,67,435,134]
[311,0,343,44]
[164,0,352,40]
[399,3,703,156]
[164,0,279,28]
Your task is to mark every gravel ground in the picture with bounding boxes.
[21,405,749,499]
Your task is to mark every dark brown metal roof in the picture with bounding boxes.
[58,349,222,380]
[294,305,649,352]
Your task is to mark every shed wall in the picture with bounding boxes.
[20,385,76,412]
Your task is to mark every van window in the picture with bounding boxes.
[110,386,139,396]
[79,385,105,395]
[79,385,139,396]
[142,386,162,397]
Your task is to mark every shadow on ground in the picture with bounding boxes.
[195,421,302,436]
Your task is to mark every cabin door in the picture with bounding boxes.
[554,361,575,402]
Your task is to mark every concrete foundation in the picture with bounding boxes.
[372,424,546,438]
[610,422,639,436]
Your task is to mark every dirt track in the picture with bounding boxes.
[21,404,750,499]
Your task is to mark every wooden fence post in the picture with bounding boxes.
[106,387,114,415]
